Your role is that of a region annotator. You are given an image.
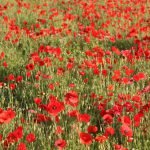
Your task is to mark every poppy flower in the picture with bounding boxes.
[34,113,51,123]
[87,125,98,133]
[111,46,121,55]
[0,108,15,124]
[34,97,42,105]
[0,52,5,60]
[26,133,36,143]
[65,91,79,107]
[119,116,131,126]
[95,135,107,143]
[120,124,133,137]
[77,113,91,123]
[9,83,16,90]
[3,61,8,68]
[132,95,141,102]
[79,132,93,145]
[5,126,23,145]
[16,76,23,82]
[114,144,128,150]
[13,126,23,140]
[0,134,3,141]
[46,100,64,116]
[102,69,108,76]
[104,127,115,136]
[55,126,63,135]
[133,72,146,82]
[67,110,79,118]
[134,113,142,127]
[55,139,66,149]
[102,114,113,124]
[17,142,27,150]
[25,63,34,71]
[8,74,15,81]
[112,70,121,81]
[140,85,150,94]
[125,68,134,76]
[48,83,55,90]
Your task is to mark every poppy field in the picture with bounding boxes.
[0,0,150,149]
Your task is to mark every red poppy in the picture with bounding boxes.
[26,71,31,78]
[34,97,42,105]
[140,85,150,94]
[34,113,51,123]
[65,91,79,107]
[8,74,15,81]
[67,110,79,118]
[17,142,27,150]
[114,144,128,150]
[79,132,93,145]
[104,127,115,136]
[111,46,121,55]
[133,113,142,127]
[9,83,16,90]
[57,67,65,75]
[13,126,23,140]
[5,126,23,146]
[77,113,91,123]
[25,63,34,71]
[121,77,131,84]
[95,135,107,143]
[0,52,5,60]
[26,133,36,143]
[16,76,23,82]
[133,72,146,82]
[55,139,66,149]
[112,70,121,81]
[102,69,108,77]
[48,83,55,90]
[0,134,3,141]
[55,126,63,135]
[120,124,133,137]
[132,95,141,102]
[119,116,131,126]
[102,114,113,124]
[46,100,64,116]
[87,125,98,133]
[3,61,8,68]
[125,68,134,76]
[0,108,15,124]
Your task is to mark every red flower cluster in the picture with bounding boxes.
[0,108,15,124]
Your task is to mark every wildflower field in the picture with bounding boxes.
[0,0,150,149]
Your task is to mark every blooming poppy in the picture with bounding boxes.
[104,127,115,136]
[26,133,36,143]
[25,63,34,71]
[120,124,133,137]
[17,142,27,150]
[77,113,91,123]
[79,132,93,145]
[55,139,66,149]
[133,72,146,82]
[65,91,79,107]
[34,97,42,105]
[114,144,128,150]
[0,108,15,124]
[95,135,107,143]
[87,125,98,133]
[9,83,16,90]
[5,126,23,146]
[46,100,64,116]
[102,114,113,124]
